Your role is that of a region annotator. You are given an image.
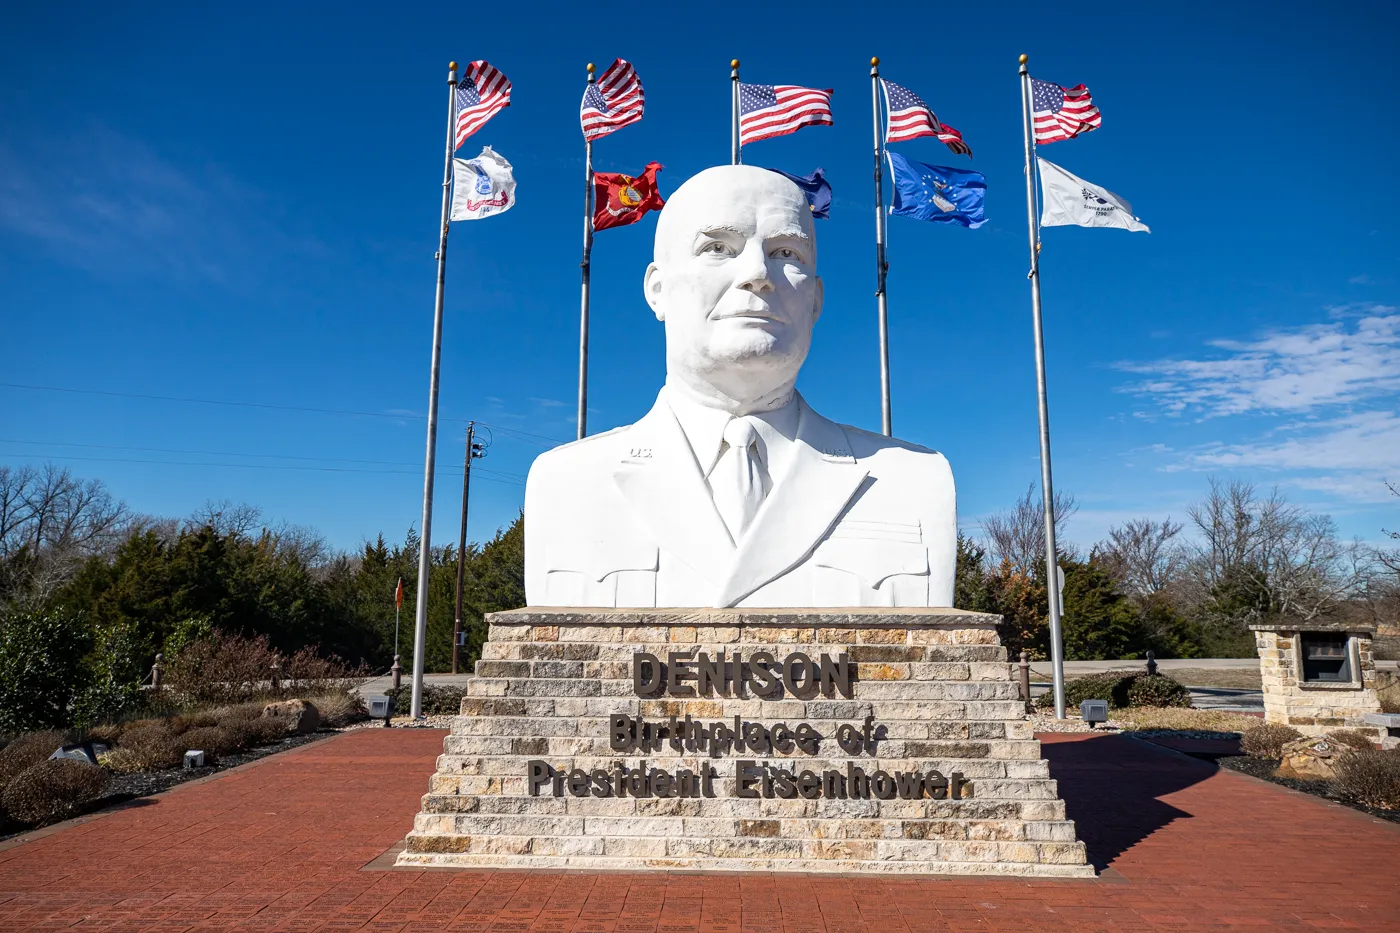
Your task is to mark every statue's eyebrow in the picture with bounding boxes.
[766,227,810,241]
[695,225,745,238]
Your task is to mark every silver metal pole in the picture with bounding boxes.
[731,59,741,165]
[578,65,595,440]
[410,60,459,720]
[871,57,892,437]
[1019,53,1066,720]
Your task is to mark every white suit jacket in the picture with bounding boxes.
[523,391,955,609]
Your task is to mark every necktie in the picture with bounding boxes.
[711,417,764,544]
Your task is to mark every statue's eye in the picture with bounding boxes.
[702,241,731,255]
[772,247,799,260]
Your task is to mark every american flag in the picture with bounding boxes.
[881,78,972,156]
[455,61,511,149]
[738,83,833,146]
[580,59,644,141]
[1031,78,1100,144]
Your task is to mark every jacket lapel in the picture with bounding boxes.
[612,395,735,587]
[713,396,869,607]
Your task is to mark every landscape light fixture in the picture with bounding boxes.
[367,694,395,727]
[1080,699,1109,727]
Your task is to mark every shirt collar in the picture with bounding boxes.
[661,383,800,479]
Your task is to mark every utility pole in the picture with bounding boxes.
[452,422,483,674]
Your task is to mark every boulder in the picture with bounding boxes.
[261,699,321,735]
[1274,736,1342,781]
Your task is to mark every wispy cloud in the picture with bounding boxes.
[0,126,323,284]
[1116,305,1400,418]
[1117,306,1400,506]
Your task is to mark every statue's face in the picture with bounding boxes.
[645,166,823,388]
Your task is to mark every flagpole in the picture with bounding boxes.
[1019,53,1066,720]
[731,59,741,165]
[871,57,892,437]
[578,63,596,441]
[409,60,459,721]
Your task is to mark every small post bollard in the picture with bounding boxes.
[1019,650,1033,714]
[270,659,281,692]
[151,653,164,690]
[1146,650,1158,677]
[391,654,402,692]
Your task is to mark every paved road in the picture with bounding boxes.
[1028,682,1264,712]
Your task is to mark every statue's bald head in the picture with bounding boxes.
[643,165,823,412]
[652,165,817,267]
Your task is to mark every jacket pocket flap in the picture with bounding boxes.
[812,539,929,587]
[545,540,659,583]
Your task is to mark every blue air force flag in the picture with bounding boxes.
[886,151,986,228]
[450,146,516,222]
[764,167,832,219]
[1037,157,1149,233]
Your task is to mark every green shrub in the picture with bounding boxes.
[385,685,466,716]
[1241,722,1303,758]
[1125,674,1192,709]
[0,731,68,787]
[178,726,236,761]
[1034,671,1191,711]
[1326,730,1375,750]
[1334,748,1400,810]
[1,759,110,826]
[0,611,91,733]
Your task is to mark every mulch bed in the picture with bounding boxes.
[0,729,334,842]
[1217,754,1400,825]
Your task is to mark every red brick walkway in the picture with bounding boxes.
[1,729,1397,932]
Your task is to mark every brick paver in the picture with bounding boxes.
[0,728,1397,931]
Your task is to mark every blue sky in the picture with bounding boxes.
[3,0,1397,554]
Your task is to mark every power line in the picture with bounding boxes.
[0,437,528,478]
[0,450,527,487]
[0,381,571,447]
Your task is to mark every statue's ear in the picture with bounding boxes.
[644,262,665,321]
[812,275,824,325]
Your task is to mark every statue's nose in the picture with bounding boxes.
[734,243,774,293]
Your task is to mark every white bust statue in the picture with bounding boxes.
[524,165,955,608]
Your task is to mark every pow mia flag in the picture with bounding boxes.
[450,146,516,222]
[1037,156,1149,233]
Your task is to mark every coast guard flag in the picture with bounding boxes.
[1037,157,1149,233]
[765,167,832,219]
[450,147,516,221]
[886,151,985,228]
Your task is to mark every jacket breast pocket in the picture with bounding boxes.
[810,539,930,607]
[544,540,659,608]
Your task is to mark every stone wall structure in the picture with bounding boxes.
[1251,621,1383,737]
[397,608,1093,877]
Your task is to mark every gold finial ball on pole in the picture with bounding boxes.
[871,56,880,67]
[1019,53,1028,64]
[449,61,458,71]
[731,59,740,69]
[587,62,595,73]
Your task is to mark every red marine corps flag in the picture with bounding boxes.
[592,162,665,232]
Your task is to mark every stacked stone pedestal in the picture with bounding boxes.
[397,608,1092,877]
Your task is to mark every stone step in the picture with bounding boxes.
[447,713,1035,742]
[417,792,1068,822]
[427,774,1065,800]
[439,735,1045,761]
[399,832,1089,870]
[457,697,1037,725]
[410,812,1080,843]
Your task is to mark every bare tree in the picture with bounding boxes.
[1097,518,1185,601]
[1183,478,1364,625]
[982,483,1078,572]
[1381,480,1400,576]
[0,463,131,606]
[189,499,263,537]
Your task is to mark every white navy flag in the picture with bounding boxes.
[450,147,516,222]
[1037,157,1149,233]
